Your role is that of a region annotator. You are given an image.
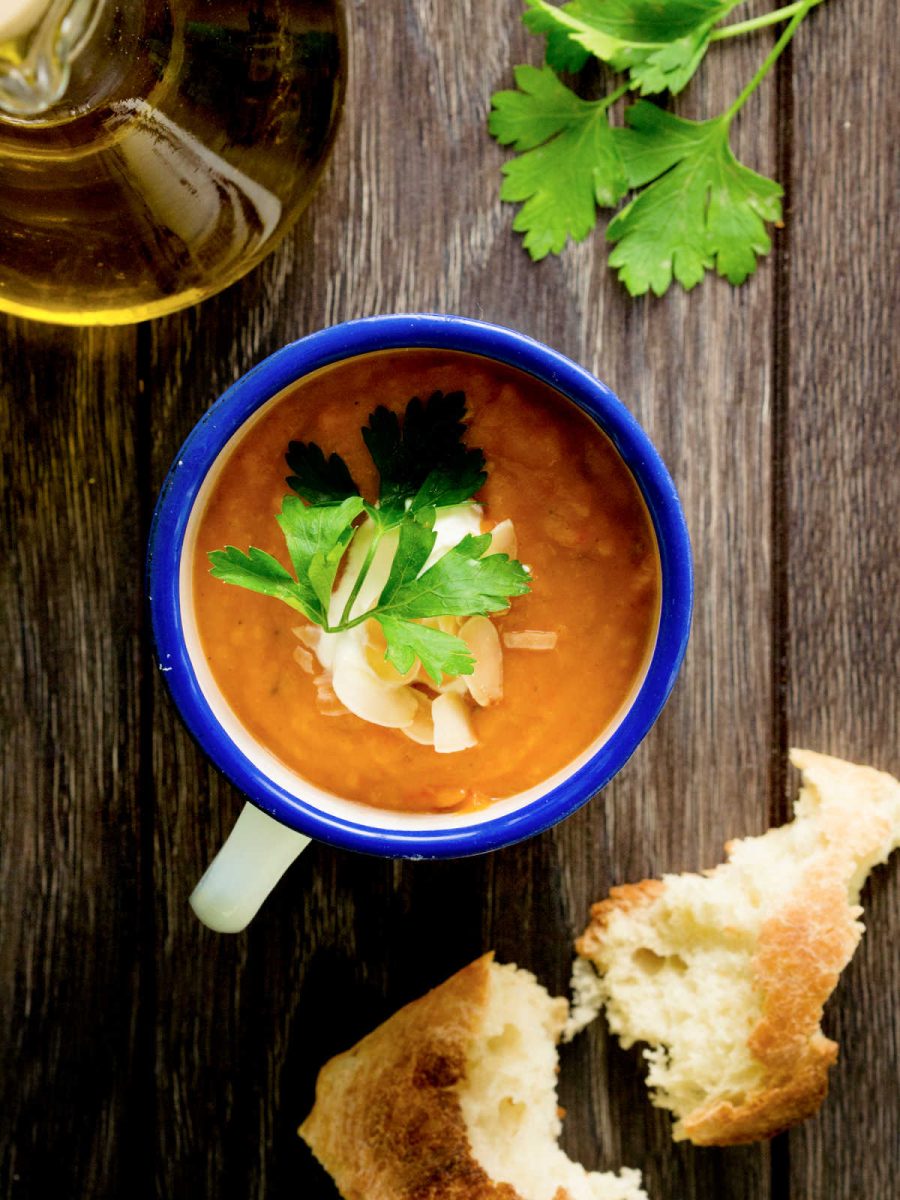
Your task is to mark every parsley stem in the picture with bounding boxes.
[319,610,373,637]
[334,606,382,634]
[599,80,630,110]
[711,0,825,42]
[339,528,381,626]
[722,0,820,124]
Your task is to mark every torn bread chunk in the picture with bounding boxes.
[573,749,900,1146]
[299,955,647,1200]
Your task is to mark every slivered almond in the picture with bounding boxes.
[292,624,321,651]
[331,662,417,729]
[401,689,435,746]
[292,645,315,674]
[432,693,477,753]
[429,787,469,809]
[503,629,558,651]
[487,518,517,559]
[364,620,418,686]
[415,617,464,687]
[419,615,461,636]
[458,616,503,707]
[436,676,469,696]
[315,682,348,718]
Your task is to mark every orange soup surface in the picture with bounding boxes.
[191,350,660,814]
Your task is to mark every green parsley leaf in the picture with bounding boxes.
[492,0,822,291]
[276,494,365,615]
[489,65,629,259]
[530,0,723,47]
[285,441,360,505]
[210,495,364,625]
[522,2,591,72]
[608,101,782,295]
[524,0,736,94]
[376,615,475,687]
[522,0,731,93]
[375,533,531,620]
[377,518,437,605]
[364,520,532,685]
[208,546,320,620]
[362,391,487,526]
[614,28,717,96]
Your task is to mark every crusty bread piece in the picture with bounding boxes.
[299,955,647,1200]
[573,749,900,1146]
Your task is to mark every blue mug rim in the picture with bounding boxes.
[147,314,693,858]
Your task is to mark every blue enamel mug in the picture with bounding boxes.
[148,314,692,930]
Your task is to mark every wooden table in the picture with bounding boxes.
[2,2,897,1197]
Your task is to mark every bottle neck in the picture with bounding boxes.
[0,0,106,118]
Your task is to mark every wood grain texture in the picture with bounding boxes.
[0,1,897,1199]
[0,324,146,1196]
[782,1,900,1196]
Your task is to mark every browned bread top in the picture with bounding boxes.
[299,955,517,1200]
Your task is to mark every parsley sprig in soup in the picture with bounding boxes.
[192,349,661,814]
[210,390,532,749]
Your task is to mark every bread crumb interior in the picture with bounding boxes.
[457,962,646,1200]
[579,753,900,1132]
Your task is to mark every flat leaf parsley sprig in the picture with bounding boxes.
[209,392,531,686]
[489,0,825,295]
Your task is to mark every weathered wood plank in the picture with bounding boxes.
[539,16,782,1200]
[784,1,900,1196]
[0,322,147,1197]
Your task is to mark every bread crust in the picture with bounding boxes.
[299,955,526,1200]
[576,880,663,961]
[576,750,900,1147]
[679,861,855,1144]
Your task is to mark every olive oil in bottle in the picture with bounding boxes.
[0,0,345,325]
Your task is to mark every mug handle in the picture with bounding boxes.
[190,802,311,932]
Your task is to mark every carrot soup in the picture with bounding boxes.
[190,348,660,814]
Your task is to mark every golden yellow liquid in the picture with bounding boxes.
[0,1,345,325]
